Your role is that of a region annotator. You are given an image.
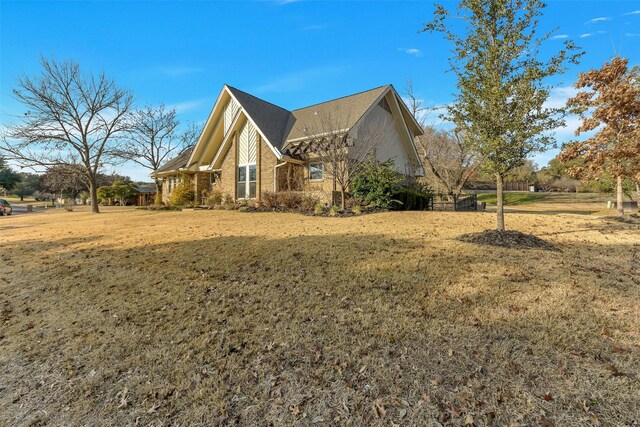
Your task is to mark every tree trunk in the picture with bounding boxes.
[496,173,505,232]
[20,195,24,201]
[616,175,624,217]
[155,179,163,205]
[88,177,100,213]
[340,188,346,211]
[635,181,640,210]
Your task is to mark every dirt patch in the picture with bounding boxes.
[457,229,560,251]
[602,214,640,225]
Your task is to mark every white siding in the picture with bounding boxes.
[224,98,240,135]
[238,122,257,165]
[351,104,413,175]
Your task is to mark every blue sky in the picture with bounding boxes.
[1,0,639,181]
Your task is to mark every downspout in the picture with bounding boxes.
[274,162,289,192]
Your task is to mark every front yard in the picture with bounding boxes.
[0,207,638,426]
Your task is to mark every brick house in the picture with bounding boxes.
[151,84,424,204]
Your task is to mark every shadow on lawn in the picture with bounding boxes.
[1,231,639,426]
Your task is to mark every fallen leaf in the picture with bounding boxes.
[538,416,554,427]
[373,399,386,418]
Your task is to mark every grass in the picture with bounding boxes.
[477,192,633,216]
[475,191,623,206]
[1,206,639,426]
[477,192,546,205]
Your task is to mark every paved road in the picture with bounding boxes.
[2,205,57,216]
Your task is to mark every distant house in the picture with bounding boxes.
[134,183,157,206]
[152,84,424,204]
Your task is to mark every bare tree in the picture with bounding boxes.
[290,108,395,210]
[114,105,182,202]
[405,81,478,196]
[1,57,133,213]
[415,127,479,196]
[404,80,428,128]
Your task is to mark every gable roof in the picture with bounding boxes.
[285,85,390,142]
[153,146,194,174]
[226,86,294,152]
[153,84,424,176]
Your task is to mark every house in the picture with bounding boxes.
[134,182,158,206]
[152,84,424,204]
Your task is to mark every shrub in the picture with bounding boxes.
[351,159,403,209]
[392,189,432,211]
[351,205,362,215]
[262,191,278,209]
[169,179,195,207]
[314,203,325,215]
[328,205,340,217]
[222,194,235,210]
[301,193,320,212]
[204,189,223,207]
[277,191,303,210]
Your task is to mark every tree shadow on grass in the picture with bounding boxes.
[0,232,638,426]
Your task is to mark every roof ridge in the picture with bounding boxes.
[292,84,391,112]
[225,85,292,113]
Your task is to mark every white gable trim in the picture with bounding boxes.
[186,87,229,167]
[210,111,245,168]
[388,91,424,172]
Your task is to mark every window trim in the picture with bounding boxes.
[237,163,257,199]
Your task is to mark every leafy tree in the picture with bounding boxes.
[13,173,41,201]
[351,159,403,208]
[505,160,537,182]
[1,57,133,213]
[97,185,115,205]
[111,180,138,205]
[0,156,21,191]
[423,0,582,231]
[559,57,640,216]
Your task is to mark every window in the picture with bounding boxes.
[309,163,324,181]
[237,164,256,199]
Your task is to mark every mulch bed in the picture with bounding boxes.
[238,205,388,217]
[457,229,560,251]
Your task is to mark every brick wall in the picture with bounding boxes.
[193,172,211,204]
[259,137,277,200]
[218,133,237,198]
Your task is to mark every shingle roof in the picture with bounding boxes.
[153,146,194,174]
[284,85,390,143]
[226,86,295,152]
[154,84,407,172]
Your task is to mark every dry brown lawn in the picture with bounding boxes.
[0,206,638,426]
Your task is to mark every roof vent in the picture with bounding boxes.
[314,111,318,115]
